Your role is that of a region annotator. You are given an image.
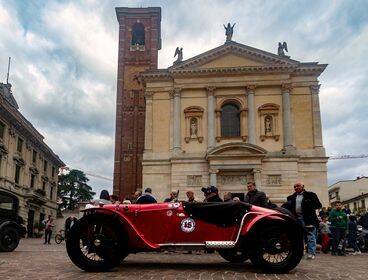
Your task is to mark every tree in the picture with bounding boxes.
[58,169,96,210]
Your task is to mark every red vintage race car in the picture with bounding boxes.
[66,201,304,273]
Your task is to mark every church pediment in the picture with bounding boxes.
[206,142,267,159]
[170,41,299,70]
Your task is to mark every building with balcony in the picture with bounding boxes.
[329,176,368,213]
[0,82,64,237]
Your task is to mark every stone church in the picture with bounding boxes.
[113,7,328,205]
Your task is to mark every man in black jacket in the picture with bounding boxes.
[285,182,322,260]
[201,186,223,202]
[244,182,267,207]
[136,188,157,204]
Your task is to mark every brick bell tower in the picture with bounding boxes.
[113,7,161,199]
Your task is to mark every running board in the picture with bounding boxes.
[159,241,236,250]
[205,241,236,249]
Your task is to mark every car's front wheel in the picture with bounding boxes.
[0,227,20,252]
[249,223,303,273]
[66,214,128,272]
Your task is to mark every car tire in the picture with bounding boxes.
[249,223,304,273]
[66,214,128,272]
[218,249,248,263]
[0,227,20,252]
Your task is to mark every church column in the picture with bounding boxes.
[215,109,221,142]
[206,86,216,149]
[253,168,262,191]
[240,109,247,142]
[144,91,153,151]
[281,84,294,149]
[172,88,182,153]
[209,168,218,186]
[246,85,256,145]
[310,85,324,149]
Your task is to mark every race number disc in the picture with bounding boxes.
[180,218,195,233]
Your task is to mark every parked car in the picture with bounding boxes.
[66,201,304,273]
[0,190,27,252]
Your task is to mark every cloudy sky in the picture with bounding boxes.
[0,0,367,195]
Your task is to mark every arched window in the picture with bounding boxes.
[221,103,240,137]
[131,23,145,46]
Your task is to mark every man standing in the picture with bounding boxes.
[136,188,157,204]
[43,215,54,245]
[286,182,322,260]
[329,201,348,256]
[244,182,267,207]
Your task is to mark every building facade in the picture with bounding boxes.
[113,7,329,205]
[329,177,368,213]
[0,82,64,237]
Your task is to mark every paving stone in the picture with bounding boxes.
[0,239,367,280]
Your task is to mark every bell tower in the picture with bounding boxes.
[113,7,161,199]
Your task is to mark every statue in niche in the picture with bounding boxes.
[190,118,198,138]
[265,115,273,135]
[223,23,236,42]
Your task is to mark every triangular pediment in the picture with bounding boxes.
[171,41,299,70]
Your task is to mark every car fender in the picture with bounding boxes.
[81,207,159,250]
[240,212,302,236]
[0,221,24,236]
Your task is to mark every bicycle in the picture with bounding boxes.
[54,230,66,244]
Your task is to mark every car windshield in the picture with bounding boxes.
[0,193,15,210]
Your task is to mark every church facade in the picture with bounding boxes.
[114,7,328,205]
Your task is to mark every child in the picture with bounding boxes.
[347,215,361,255]
[319,216,330,253]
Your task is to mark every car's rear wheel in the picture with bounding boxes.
[249,223,303,273]
[218,249,248,263]
[0,227,20,252]
[66,214,128,272]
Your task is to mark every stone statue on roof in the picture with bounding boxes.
[278,42,288,57]
[224,23,236,42]
[173,47,183,65]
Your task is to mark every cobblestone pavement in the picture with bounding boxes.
[0,239,367,280]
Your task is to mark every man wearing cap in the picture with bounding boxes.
[244,182,267,207]
[136,187,157,204]
[201,186,223,202]
[286,182,322,260]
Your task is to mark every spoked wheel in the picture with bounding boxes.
[250,223,303,273]
[218,249,248,263]
[55,234,64,244]
[66,214,128,272]
[0,227,20,252]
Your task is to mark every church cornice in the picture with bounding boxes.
[141,63,326,82]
